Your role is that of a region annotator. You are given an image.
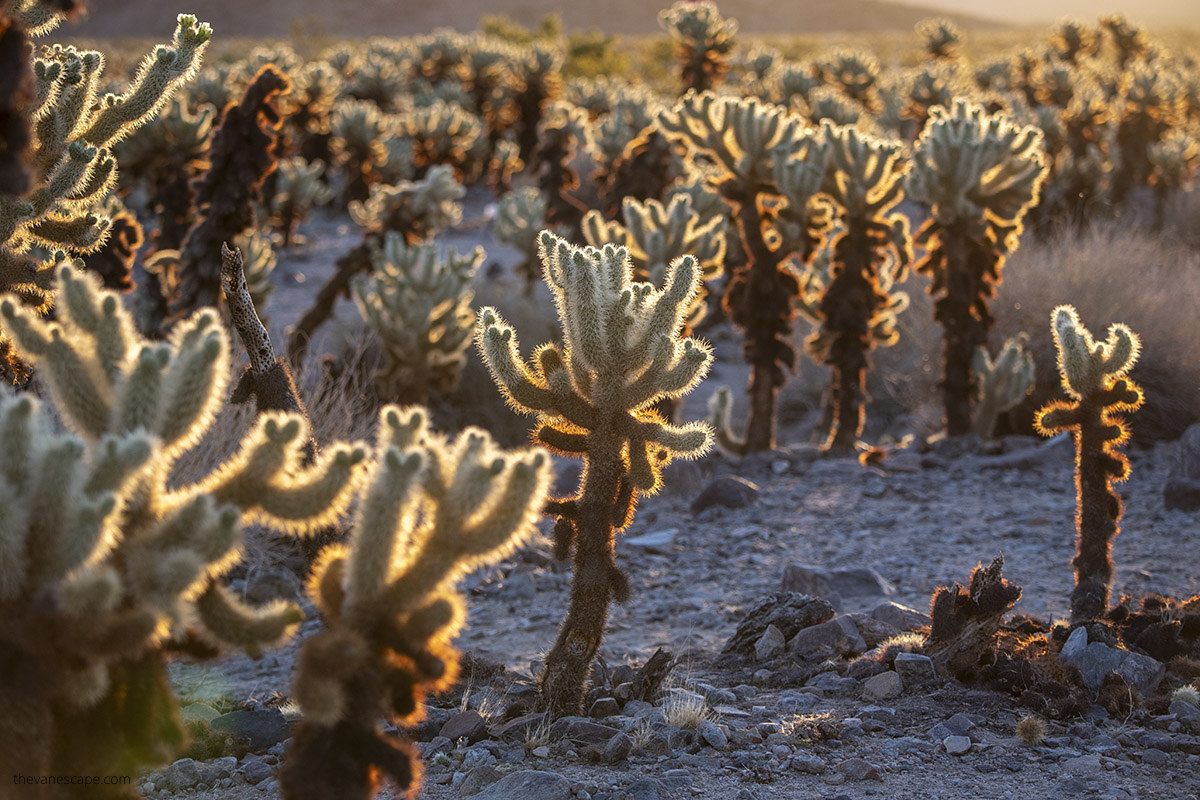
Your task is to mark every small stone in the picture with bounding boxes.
[724,592,835,655]
[459,765,503,796]
[1170,700,1200,733]
[1060,627,1165,695]
[781,565,895,599]
[160,759,202,792]
[563,719,620,745]
[440,710,489,743]
[530,746,550,758]
[1139,731,1176,752]
[1062,754,1102,776]
[623,529,678,554]
[944,735,972,755]
[787,615,867,660]
[834,757,881,781]
[777,691,820,714]
[893,653,936,685]
[493,713,546,742]
[661,768,693,789]
[869,601,931,631]
[943,713,979,738]
[239,759,274,786]
[603,732,633,763]
[471,770,571,800]
[755,624,786,661]
[861,670,903,701]
[588,697,620,719]
[690,475,759,514]
[1140,748,1169,766]
[626,777,667,800]
[697,720,728,749]
[790,754,827,774]
[180,702,220,722]
[847,613,900,648]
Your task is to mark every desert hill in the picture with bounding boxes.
[62,0,1005,39]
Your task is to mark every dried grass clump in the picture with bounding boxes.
[996,224,1200,442]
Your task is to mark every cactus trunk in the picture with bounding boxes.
[936,226,982,437]
[1072,405,1120,621]
[821,228,878,452]
[541,436,624,718]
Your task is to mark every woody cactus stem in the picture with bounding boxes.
[908,101,1046,436]
[476,232,713,717]
[1035,306,1142,623]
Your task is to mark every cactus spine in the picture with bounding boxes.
[476,231,713,717]
[0,266,366,795]
[281,407,550,800]
[1035,306,1142,623]
[908,100,1047,437]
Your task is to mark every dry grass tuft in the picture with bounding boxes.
[661,691,712,730]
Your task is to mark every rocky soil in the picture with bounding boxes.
[133,193,1200,800]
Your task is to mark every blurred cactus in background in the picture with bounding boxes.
[971,334,1035,439]
[476,231,712,717]
[352,235,482,403]
[494,185,551,291]
[908,100,1047,437]
[330,99,388,206]
[918,17,965,61]
[659,0,737,96]
[271,156,333,246]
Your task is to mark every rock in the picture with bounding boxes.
[1062,754,1103,775]
[723,592,836,655]
[180,702,220,722]
[1139,731,1176,752]
[493,713,546,741]
[459,765,503,796]
[563,719,620,745]
[942,713,980,738]
[1141,748,1169,766]
[440,710,489,743]
[755,624,786,661]
[870,601,931,631]
[160,759,202,792]
[623,529,677,553]
[805,671,859,693]
[530,746,550,758]
[1170,700,1200,733]
[1055,775,1091,795]
[603,732,633,763]
[690,475,759,514]
[239,759,274,786]
[790,754,827,774]
[472,770,571,800]
[626,777,667,800]
[834,758,881,781]
[1060,627,1166,695]
[1164,424,1200,511]
[847,613,901,648]
[943,735,972,755]
[861,671,903,701]
[588,697,620,718]
[781,564,896,599]
[210,708,289,752]
[787,615,868,660]
[697,720,728,749]
[893,653,936,685]
[468,687,506,713]
[777,691,821,714]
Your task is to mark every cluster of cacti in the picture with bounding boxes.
[493,185,551,290]
[534,101,590,238]
[0,266,365,794]
[271,156,333,246]
[1035,306,1143,623]
[476,231,713,717]
[907,100,1047,436]
[281,406,550,799]
[659,0,737,95]
[351,234,482,402]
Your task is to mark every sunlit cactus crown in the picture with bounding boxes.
[350,164,464,235]
[907,99,1047,235]
[476,231,713,491]
[821,122,910,250]
[1048,304,1141,401]
[658,1,738,60]
[0,266,367,706]
[494,186,549,262]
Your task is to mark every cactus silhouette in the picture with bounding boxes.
[0,266,365,797]
[908,100,1047,436]
[1035,306,1142,623]
[659,1,737,95]
[281,406,550,800]
[476,231,712,717]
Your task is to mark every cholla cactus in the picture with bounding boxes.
[802,86,863,128]
[330,99,389,206]
[494,186,550,291]
[818,50,880,112]
[1035,306,1142,622]
[272,156,334,246]
[1101,14,1149,70]
[534,101,590,238]
[289,60,343,166]
[971,334,1034,439]
[659,92,820,452]
[1052,20,1100,66]
[770,62,821,108]
[403,99,489,182]
[81,196,142,293]
[917,17,965,61]
[582,193,725,330]
[902,61,964,136]
[659,0,738,95]
[513,45,562,165]
[0,266,365,792]
[908,100,1047,436]
[1,13,210,327]
[288,165,464,363]
[807,123,911,451]
[476,231,713,717]
[1148,128,1198,228]
[352,235,482,402]
[1111,64,1186,205]
[281,407,550,800]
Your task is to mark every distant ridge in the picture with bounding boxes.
[63,0,1006,39]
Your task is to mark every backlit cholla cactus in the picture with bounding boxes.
[1100,14,1149,71]
[1035,306,1142,623]
[1148,129,1198,229]
[818,50,881,113]
[1,13,210,370]
[1110,63,1182,206]
[659,92,825,452]
[534,101,590,238]
[281,407,550,800]
[513,45,563,165]
[1051,20,1100,66]
[494,185,550,291]
[476,231,713,717]
[590,89,676,219]
[330,99,389,206]
[908,100,1047,437]
[806,123,912,451]
[272,156,334,247]
[582,193,725,329]
[971,333,1034,439]
[288,165,464,363]
[403,99,489,182]
[352,235,481,403]
[917,17,965,61]
[0,267,365,796]
[659,0,738,96]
